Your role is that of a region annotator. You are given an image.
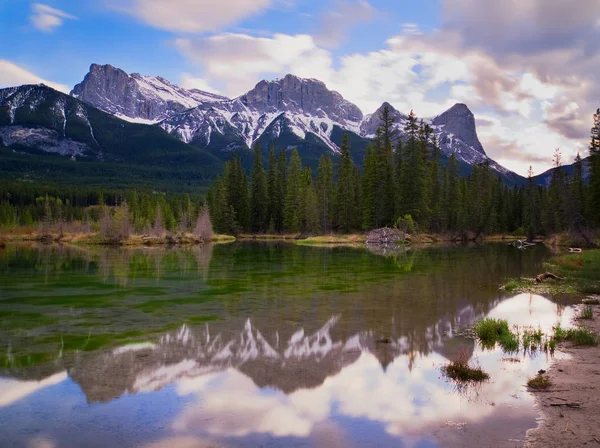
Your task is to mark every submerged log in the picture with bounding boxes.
[535,272,565,284]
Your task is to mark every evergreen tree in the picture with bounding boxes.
[300,166,320,233]
[569,152,586,228]
[249,143,268,232]
[429,135,442,232]
[361,145,377,230]
[316,154,334,233]
[274,151,287,232]
[446,153,459,231]
[283,149,302,232]
[225,154,249,231]
[335,135,358,233]
[401,114,430,227]
[546,148,567,232]
[589,109,600,225]
[266,144,278,231]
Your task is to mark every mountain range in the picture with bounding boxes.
[0,62,585,190]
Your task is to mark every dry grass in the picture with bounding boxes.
[296,234,366,245]
[527,375,552,390]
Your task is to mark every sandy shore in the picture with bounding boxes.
[526,301,600,447]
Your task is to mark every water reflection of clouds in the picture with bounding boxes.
[170,348,542,441]
[488,293,574,330]
[162,294,568,443]
[0,371,67,407]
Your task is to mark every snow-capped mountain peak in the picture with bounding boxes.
[71,63,229,124]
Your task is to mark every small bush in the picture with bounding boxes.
[527,375,552,390]
[394,214,416,234]
[582,297,600,305]
[99,202,131,245]
[193,207,214,242]
[577,305,594,320]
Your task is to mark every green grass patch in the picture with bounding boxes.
[527,375,552,390]
[552,325,599,346]
[582,297,600,305]
[474,318,512,349]
[441,360,490,382]
[577,305,594,320]
[522,328,544,352]
[498,330,520,353]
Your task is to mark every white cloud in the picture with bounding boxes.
[0,372,68,407]
[165,0,600,173]
[123,0,272,33]
[314,1,376,48]
[30,3,77,32]
[0,60,70,93]
[175,34,333,98]
[180,73,222,95]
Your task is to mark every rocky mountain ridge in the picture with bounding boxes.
[71,64,503,172]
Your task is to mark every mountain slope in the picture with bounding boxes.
[532,156,591,187]
[70,64,525,185]
[0,84,223,191]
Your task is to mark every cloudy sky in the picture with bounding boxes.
[1,0,599,175]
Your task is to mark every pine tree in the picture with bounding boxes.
[589,109,600,225]
[569,152,586,228]
[249,143,269,232]
[225,154,249,231]
[283,149,302,232]
[446,153,459,231]
[300,166,320,233]
[316,154,334,233]
[547,148,567,232]
[360,145,377,230]
[395,140,404,217]
[335,135,358,233]
[429,135,442,232]
[266,144,278,231]
[373,106,396,227]
[272,150,287,232]
[401,114,430,227]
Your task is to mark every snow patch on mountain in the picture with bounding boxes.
[0,126,90,157]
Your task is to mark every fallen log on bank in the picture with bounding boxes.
[535,272,565,284]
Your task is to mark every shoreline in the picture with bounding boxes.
[525,301,600,447]
[0,230,533,248]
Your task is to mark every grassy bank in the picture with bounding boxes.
[0,230,235,247]
[504,249,600,295]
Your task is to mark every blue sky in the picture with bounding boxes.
[1,0,599,175]
[0,1,440,91]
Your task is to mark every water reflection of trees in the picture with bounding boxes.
[0,242,556,389]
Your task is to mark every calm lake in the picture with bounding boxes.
[0,242,576,448]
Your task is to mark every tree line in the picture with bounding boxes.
[207,106,599,238]
[1,106,599,240]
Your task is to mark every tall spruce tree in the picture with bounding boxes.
[316,154,334,233]
[275,151,287,232]
[300,166,320,233]
[266,144,278,231]
[589,109,600,225]
[283,149,302,232]
[335,134,357,233]
[249,143,268,232]
[361,145,377,230]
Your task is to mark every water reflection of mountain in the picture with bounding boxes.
[0,242,553,404]
[67,304,483,403]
